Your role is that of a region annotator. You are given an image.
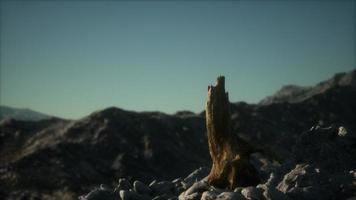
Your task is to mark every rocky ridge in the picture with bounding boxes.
[259,70,356,105]
[0,105,52,121]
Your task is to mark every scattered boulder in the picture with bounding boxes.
[116,178,132,191]
[152,193,178,200]
[276,164,333,200]
[277,164,311,194]
[216,192,246,200]
[241,187,262,200]
[201,191,218,200]
[256,173,287,200]
[182,167,209,189]
[133,180,151,194]
[179,192,201,200]
[149,180,175,195]
[233,187,243,193]
[78,187,116,200]
[119,189,150,200]
[184,180,209,196]
[179,180,211,200]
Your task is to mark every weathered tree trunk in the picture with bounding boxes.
[206,76,260,189]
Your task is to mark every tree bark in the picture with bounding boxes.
[206,76,260,189]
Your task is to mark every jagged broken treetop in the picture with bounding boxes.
[205,76,260,189]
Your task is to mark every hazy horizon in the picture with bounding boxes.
[1,68,354,120]
[1,1,355,119]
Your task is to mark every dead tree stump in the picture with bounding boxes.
[206,76,260,189]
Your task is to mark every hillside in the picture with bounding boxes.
[0,106,51,122]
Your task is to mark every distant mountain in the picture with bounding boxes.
[259,69,356,105]
[0,70,355,200]
[0,106,51,121]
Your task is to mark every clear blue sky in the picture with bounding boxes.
[0,1,355,119]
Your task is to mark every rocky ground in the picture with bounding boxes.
[79,124,356,200]
[1,70,355,200]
